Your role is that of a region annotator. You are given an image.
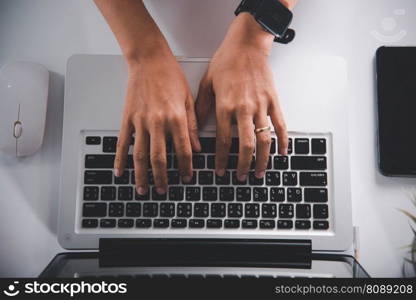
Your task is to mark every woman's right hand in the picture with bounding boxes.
[114,52,201,196]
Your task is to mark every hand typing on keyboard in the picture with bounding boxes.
[195,13,289,181]
[95,0,295,197]
[95,0,201,196]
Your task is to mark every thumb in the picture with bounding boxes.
[195,77,215,129]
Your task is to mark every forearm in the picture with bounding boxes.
[94,0,171,67]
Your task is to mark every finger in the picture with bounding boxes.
[269,95,288,155]
[195,77,215,129]
[236,113,255,181]
[253,111,271,178]
[185,96,201,152]
[149,123,168,195]
[170,116,193,182]
[114,119,133,177]
[215,106,233,176]
[133,125,150,195]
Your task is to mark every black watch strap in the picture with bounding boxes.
[235,0,295,44]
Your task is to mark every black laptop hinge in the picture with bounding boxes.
[99,238,312,269]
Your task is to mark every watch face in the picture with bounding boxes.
[255,0,293,37]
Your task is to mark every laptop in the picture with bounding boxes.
[54,54,356,278]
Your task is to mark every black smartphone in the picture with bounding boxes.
[376,46,416,176]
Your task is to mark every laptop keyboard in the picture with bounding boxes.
[80,132,331,232]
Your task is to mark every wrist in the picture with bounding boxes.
[124,38,173,70]
[223,13,274,56]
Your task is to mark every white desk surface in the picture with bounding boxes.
[1,0,415,277]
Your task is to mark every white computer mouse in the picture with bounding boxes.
[0,62,49,157]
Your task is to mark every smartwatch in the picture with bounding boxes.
[235,0,295,44]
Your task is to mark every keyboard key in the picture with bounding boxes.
[265,172,280,186]
[295,138,309,154]
[114,171,130,184]
[312,138,326,154]
[109,203,124,217]
[232,171,247,185]
[136,219,152,228]
[126,203,141,217]
[288,138,293,154]
[304,188,328,202]
[189,219,205,228]
[171,219,187,228]
[300,172,327,186]
[249,172,264,185]
[267,156,272,169]
[220,187,234,201]
[313,220,329,230]
[86,136,101,145]
[216,171,231,185]
[245,203,259,218]
[152,187,167,201]
[261,204,277,218]
[85,154,114,169]
[193,155,205,169]
[253,187,268,202]
[169,186,184,201]
[224,219,240,228]
[277,220,293,229]
[199,171,214,185]
[295,220,311,229]
[287,188,302,202]
[182,171,197,185]
[227,156,238,169]
[242,219,258,229]
[207,155,215,169]
[160,203,175,217]
[101,186,116,201]
[207,219,222,228]
[82,219,98,228]
[118,186,133,200]
[228,203,243,218]
[270,138,276,154]
[279,204,294,218]
[143,203,158,217]
[84,170,112,184]
[168,171,180,185]
[203,187,218,201]
[282,172,297,186]
[83,186,99,201]
[291,156,327,170]
[103,136,117,153]
[313,204,329,219]
[186,187,201,201]
[211,203,226,218]
[135,191,150,201]
[230,138,239,153]
[200,137,216,153]
[177,203,192,218]
[194,203,209,217]
[260,220,275,229]
[118,219,134,228]
[100,219,116,228]
[167,155,172,169]
[296,204,311,218]
[236,187,251,202]
[166,139,173,153]
[154,219,170,228]
[270,188,285,202]
[274,156,289,170]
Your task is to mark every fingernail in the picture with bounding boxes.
[183,176,192,183]
[114,169,120,177]
[137,187,147,195]
[217,169,225,177]
[238,174,247,182]
[255,171,265,179]
[156,187,166,195]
